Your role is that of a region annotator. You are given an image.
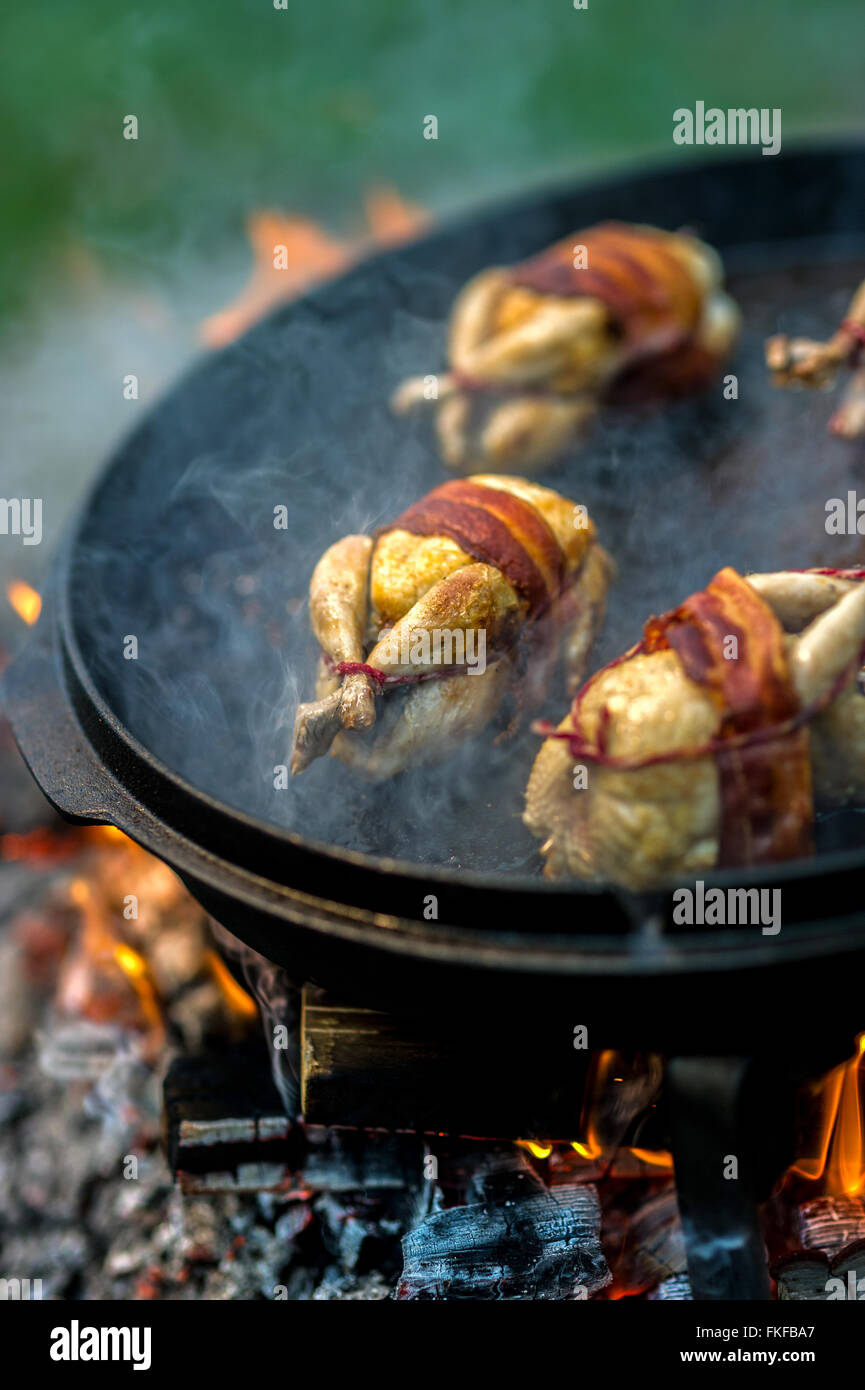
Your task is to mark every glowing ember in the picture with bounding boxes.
[6,580,41,626]
[200,186,429,348]
[2,818,265,1070]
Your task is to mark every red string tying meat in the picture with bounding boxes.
[327,656,481,688]
[535,568,865,869]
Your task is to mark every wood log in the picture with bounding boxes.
[301,986,592,1139]
[797,1194,865,1253]
[604,1183,687,1295]
[773,1250,831,1301]
[163,1040,295,1192]
[829,1238,865,1299]
[773,1196,865,1299]
[396,1146,610,1300]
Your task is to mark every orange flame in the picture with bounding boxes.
[204,949,258,1021]
[578,1050,672,1174]
[112,940,164,1040]
[200,186,429,348]
[517,1049,672,1172]
[6,580,41,625]
[518,1140,553,1160]
[63,877,165,1053]
[790,1034,865,1195]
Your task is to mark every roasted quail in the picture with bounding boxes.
[291,475,612,778]
[525,567,865,889]
[393,222,740,474]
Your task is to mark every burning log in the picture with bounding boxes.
[797,1194,865,1252]
[604,1183,688,1296]
[773,1196,865,1300]
[397,1146,610,1300]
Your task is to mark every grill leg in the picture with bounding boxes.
[666,1056,771,1301]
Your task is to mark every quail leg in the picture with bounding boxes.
[291,534,375,773]
[478,395,598,473]
[788,579,865,707]
[746,570,859,631]
[766,279,865,389]
[365,562,522,677]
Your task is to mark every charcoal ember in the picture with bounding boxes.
[398,1147,610,1300]
[648,1273,693,1300]
[282,1267,317,1301]
[0,1227,91,1298]
[105,1240,161,1279]
[176,1195,226,1264]
[273,1201,314,1246]
[315,1188,420,1275]
[303,1127,425,1193]
[37,1020,130,1082]
[87,1151,173,1262]
[177,1195,312,1301]
[311,1133,429,1277]
[313,1269,393,1300]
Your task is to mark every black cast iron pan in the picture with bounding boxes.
[7,145,865,1050]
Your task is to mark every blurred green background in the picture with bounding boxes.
[3,0,865,313]
[1,0,864,629]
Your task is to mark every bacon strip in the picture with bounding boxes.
[643,567,813,866]
[380,480,567,618]
[510,222,703,350]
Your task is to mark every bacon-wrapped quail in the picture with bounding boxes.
[525,568,865,890]
[291,475,612,778]
[393,222,740,474]
[766,278,865,438]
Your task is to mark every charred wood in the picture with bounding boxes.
[797,1194,865,1254]
[773,1196,865,1299]
[648,1273,693,1300]
[397,1145,609,1300]
[604,1182,687,1295]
